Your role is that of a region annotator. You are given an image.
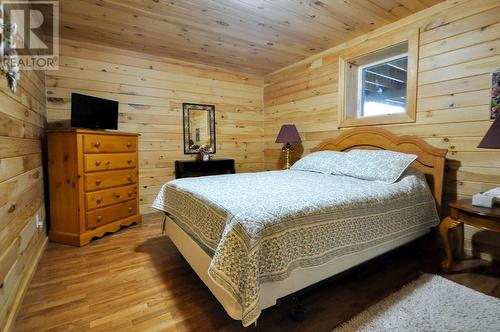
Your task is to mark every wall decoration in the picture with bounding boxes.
[183,103,216,154]
[0,6,20,93]
[491,70,500,120]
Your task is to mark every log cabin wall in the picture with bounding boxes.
[264,0,500,257]
[46,39,264,214]
[0,65,48,328]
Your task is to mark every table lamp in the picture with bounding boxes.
[275,124,301,170]
[478,116,500,148]
[473,116,500,207]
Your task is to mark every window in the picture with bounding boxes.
[359,54,408,117]
[338,30,418,128]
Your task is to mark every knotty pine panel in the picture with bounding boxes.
[0,60,47,331]
[263,0,500,255]
[46,40,265,214]
[50,0,443,75]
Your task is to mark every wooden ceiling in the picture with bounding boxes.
[54,0,442,75]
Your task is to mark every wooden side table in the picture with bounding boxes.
[439,199,500,273]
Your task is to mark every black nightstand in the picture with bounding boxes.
[175,159,235,179]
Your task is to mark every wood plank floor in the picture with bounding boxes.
[14,213,500,332]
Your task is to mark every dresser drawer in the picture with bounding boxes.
[86,200,137,229]
[84,153,136,172]
[85,169,137,191]
[83,134,137,153]
[86,184,137,210]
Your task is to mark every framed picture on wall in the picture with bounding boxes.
[491,70,500,120]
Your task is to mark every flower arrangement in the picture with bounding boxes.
[197,144,211,161]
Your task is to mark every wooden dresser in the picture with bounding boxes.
[47,129,141,246]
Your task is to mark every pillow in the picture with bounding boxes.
[291,151,346,175]
[336,149,417,183]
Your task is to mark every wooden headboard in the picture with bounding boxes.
[311,127,448,212]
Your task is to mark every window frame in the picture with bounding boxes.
[338,29,419,128]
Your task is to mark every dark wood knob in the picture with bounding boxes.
[96,198,102,204]
[115,194,121,198]
[127,142,132,148]
[94,142,100,148]
[95,180,102,185]
[106,161,111,165]
[127,159,132,164]
[127,176,132,181]
[95,161,101,166]
[128,207,133,213]
[97,216,102,222]
[128,192,133,197]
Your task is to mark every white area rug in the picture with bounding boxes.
[333,274,500,332]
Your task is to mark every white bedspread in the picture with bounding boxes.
[152,169,439,326]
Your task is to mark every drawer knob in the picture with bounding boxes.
[127,176,132,181]
[128,207,133,213]
[96,198,102,204]
[127,142,132,148]
[115,194,121,198]
[128,192,133,197]
[106,161,111,165]
[95,180,102,185]
[95,160,101,166]
[94,142,101,148]
[97,216,102,222]
[127,159,132,164]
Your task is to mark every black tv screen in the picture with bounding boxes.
[71,93,119,130]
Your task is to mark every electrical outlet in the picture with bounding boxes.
[35,214,44,229]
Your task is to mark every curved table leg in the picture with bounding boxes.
[439,217,461,273]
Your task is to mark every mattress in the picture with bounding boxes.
[152,169,439,326]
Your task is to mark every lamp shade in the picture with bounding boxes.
[275,124,301,144]
[478,116,500,148]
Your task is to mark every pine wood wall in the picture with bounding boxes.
[0,67,47,329]
[46,40,264,214]
[3,2,497,329]
[264,0,500,255]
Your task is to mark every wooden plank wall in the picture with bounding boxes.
[264,0,500,256]
[46,39,264,214]
[0,65,48,329]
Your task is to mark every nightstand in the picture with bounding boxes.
[175,159,235,179]
[439,199,500,273]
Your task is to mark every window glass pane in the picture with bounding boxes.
[360,56,408,117]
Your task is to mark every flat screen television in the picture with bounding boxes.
[71,93,119,130]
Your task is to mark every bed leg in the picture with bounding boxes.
[161,214,167,234]
[290,296,305,322]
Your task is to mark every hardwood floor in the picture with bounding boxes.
[14,213,500,332]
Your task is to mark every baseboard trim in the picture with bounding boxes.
[2,236,47,332]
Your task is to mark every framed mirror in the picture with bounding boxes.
[183,103,216,154]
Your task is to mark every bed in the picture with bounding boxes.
[152,127,447,327]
